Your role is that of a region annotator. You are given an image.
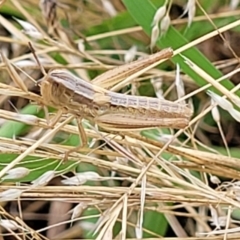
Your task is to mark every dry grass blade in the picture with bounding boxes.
[1,52,28,92]
[0,115,74,179]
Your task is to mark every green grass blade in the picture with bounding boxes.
[122,0,238,96]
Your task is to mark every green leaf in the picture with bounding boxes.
[0,104,43,138]
[143,210,168,237]
[122,0,238,96]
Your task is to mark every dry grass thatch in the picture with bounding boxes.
[0,0,240,239]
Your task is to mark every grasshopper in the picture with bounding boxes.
[37,47,192,158]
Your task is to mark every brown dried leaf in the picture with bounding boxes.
[39,0,58,34]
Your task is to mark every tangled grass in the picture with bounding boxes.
[0,0,240,239]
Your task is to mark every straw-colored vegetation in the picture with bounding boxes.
[0,0,240,239]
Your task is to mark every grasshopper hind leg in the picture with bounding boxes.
[63,118,87,161]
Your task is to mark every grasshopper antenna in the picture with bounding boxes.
[28,42,47,80]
